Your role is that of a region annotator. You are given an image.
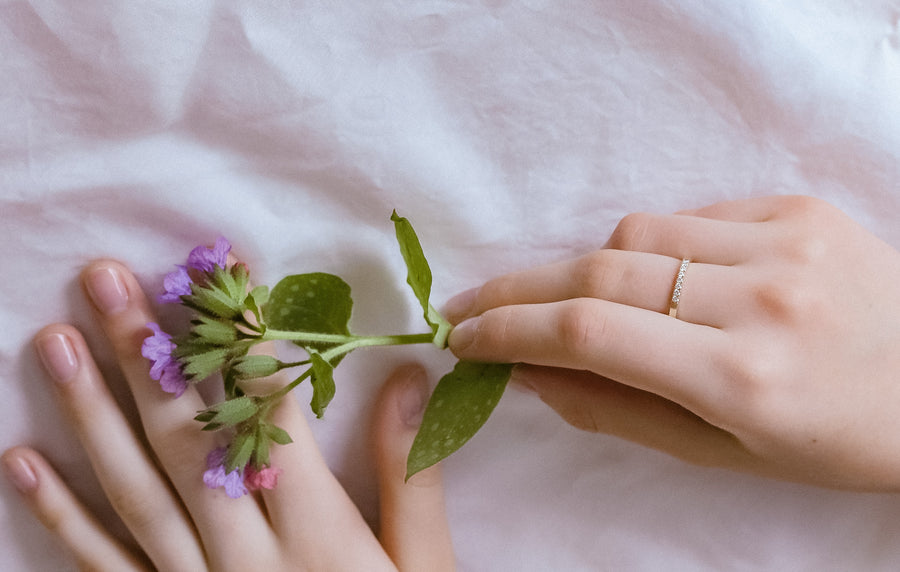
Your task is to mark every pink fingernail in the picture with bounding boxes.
[36,333,79,384]
[448,317,478,353]
[3,455,38,494]
[396,365,428,427]
[85,266,129,315]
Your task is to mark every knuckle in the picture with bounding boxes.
[750,276,820,326]
[607,212,654,251]
[716,343,789,424]
[772,196,838,265]
[36,505,67,534]
[556,300,607,360]
[779,194,831,217]
[576,251,620,298]
[150,420,209,469]
[105,482,163,534]
[778,233,829,266]
[478,275,517,308]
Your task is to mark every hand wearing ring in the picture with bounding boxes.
[444,195,900,491]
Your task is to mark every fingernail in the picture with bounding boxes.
[36,333,79,384]
[396,365,428,428]
[448,317,478,353]
[3,455,38,494]
[443,287,479,324]
[85,266,129,315]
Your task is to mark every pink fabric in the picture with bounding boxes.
[3,1,900,569]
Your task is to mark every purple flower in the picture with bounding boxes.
[141,322,176,379]
[141,323,189,397]
[203,447,247,498]
[159,363,189,397]
[188,237,232,274]
[158,265,193,303]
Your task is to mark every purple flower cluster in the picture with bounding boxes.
[143,237,234,396]
[202,447,282,498]
[144,236,288,497]
[158,237,232,304]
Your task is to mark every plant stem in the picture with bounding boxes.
[261,329,434,349]
[267,368,313,404]
[254,330,435,415]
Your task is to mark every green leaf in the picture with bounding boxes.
[265,424,294,445]
[390,211,452,347]
[194,410,217,423]
[183,280,243,319]
[406,360,513,480]
[226,431,256,472]
[229,262,251,300]
[253,424,271,468]
[191,315,237,345]
[195,396,258,427]
[308,351,336,418]
[265,273,353,356]
[212,265,240,301]
[179,346,231,380]
[246,285,270,325]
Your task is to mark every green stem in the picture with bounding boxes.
[266,368,314,404]
[253,330,435,418]
[261,329,434,349]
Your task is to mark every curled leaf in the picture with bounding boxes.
[390,211,452,347]
[308,351,336,418]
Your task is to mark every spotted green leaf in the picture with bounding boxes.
[406,360,513,480]
[265,272,353,355]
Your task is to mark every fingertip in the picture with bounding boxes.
[446,317,477,356]
[81,260,132,316]
[79,259,134,293]
[34,327,81,385]
[2,447,40,495]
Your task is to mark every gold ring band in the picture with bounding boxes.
[668,258,690,319]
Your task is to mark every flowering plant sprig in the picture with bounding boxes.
[141,212,513,498]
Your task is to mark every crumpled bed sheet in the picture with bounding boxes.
[3,1,900,570]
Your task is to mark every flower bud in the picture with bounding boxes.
[231,355,282,379]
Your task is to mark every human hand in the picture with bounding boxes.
[2,260,454,571]
[445,195,900,491]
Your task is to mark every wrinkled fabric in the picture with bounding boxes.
[2,1,900,570]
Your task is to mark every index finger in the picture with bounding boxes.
[447,298,731,419]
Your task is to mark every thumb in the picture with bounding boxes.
[371,364,455,572]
